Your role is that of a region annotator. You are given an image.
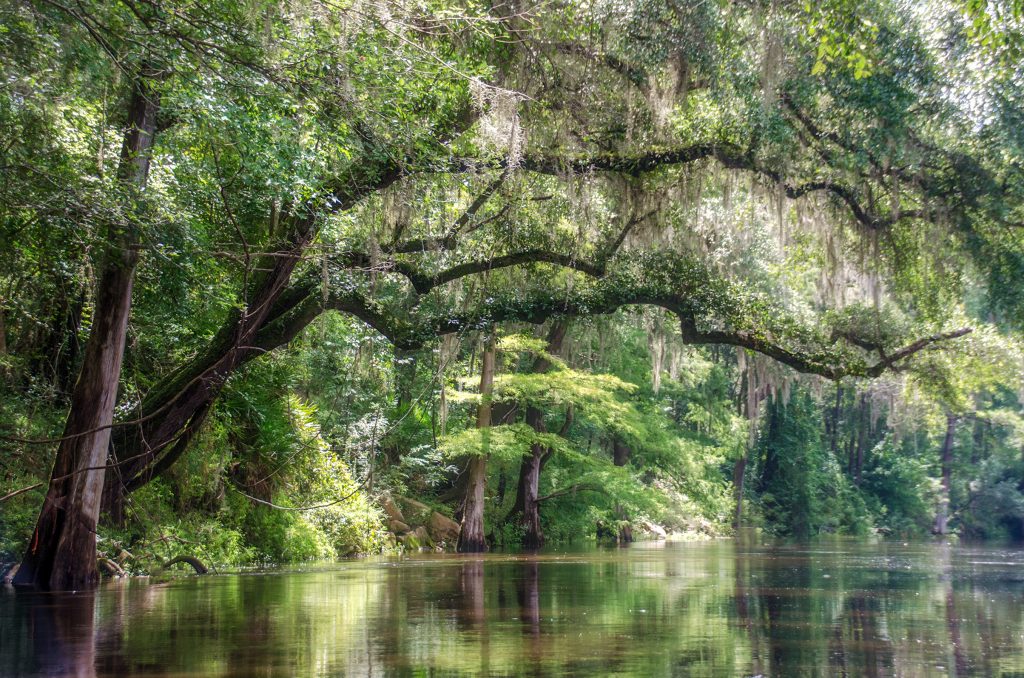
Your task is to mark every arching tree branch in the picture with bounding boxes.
[515,144,917,231]
[255,249,972,381]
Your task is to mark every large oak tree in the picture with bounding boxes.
[3,0,1021,582]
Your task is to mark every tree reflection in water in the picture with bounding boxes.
[3,542,1024,676]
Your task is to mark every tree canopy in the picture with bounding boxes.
[2,0,1023,585]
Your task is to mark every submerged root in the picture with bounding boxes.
[161,555,209,575]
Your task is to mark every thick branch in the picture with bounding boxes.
[260,250,971,381]
[863,328,973,377]
[407,249,605,294]
[510,144,920,231]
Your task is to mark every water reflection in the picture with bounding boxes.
[5,588,97,677]
[3,540,1024,676]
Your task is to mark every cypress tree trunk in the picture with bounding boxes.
[516,321,567,549]
[458,335,495,553]
[612,437,633,543]
[520,431,545,549]
[933,413,958,536]
[16,73,159,590]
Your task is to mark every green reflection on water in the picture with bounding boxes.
[4,538,1024,676]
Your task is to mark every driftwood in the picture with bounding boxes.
[161,555,209,575]
[2,563,19,585]
[97,557,126,577]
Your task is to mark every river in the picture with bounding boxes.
[2,538,1024,676]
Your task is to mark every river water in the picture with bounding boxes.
[2,538,1024,676]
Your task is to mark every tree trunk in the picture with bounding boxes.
[513,321,568,549]
[16,73,159,590]
[613,437,631,467]
[102,219,316,516]
[101,161,404,516]
[459,456,489,553]
[458,334,495,553]
[520,442,544,549]
[934,413,958,536]
[612,436,633,543]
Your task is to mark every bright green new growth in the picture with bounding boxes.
[1,0,1023,577]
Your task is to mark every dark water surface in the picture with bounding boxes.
[3,538,1024,676]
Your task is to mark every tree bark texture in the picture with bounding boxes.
[514,321,568,549]
[16,73,158,590]
[458,335,495,553]
[934,413,958,536]
[612,436,633,543]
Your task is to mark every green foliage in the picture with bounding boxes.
[89,376,390,571]
[3,0,1024,572]
[441,422,571,461]
[959,460,1024,541]
[804,1,881,79]
[860,437,938,537]
[755,390,847,538]
[237,501,334,564]
[0,479,43,564]
[960,0,1024,64]
[539,454,661,542]
[224,391,389,562]
[0,391,64,564]
[101,479,255,574]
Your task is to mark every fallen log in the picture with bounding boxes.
[97,557,126,577]
[161,555,209,575]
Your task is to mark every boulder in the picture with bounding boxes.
[381,495,406,524]
[399,526,435,551]
[641,520,668,540]
[399,532,422,550]
[412,526,434,547]
[389,519,412,534]
[427,511,461,544]
[396,496,432,525]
